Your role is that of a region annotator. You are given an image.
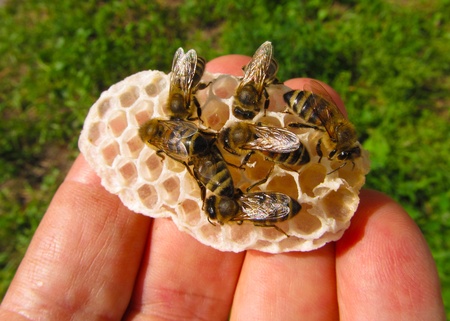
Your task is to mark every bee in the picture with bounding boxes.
[205,191,301,237]
[167,47,207,120]
[219,121,310,168]
[233,41,279,120]
[191,145,235,201]
[284,80,361,169]
[138,119,214,165]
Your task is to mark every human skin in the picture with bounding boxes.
[0,55,445,321]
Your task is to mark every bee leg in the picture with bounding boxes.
[197,81,210,91]
[192,96,203,124]
[156,150,166,161]
[327,162,347,175]
[316,139,323,163]
[240,151,255,168]
[254,223,290,238]
[263,88,270,116]
[207,216,217,226]
[289,122,322,131]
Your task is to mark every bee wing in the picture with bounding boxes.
[170,47,184,86]
[236,192,291,221]
[170,48,197,98]
[161,120,198,139]
[302,80,343,133]
[239,41,273,92]
[242,125,300,153]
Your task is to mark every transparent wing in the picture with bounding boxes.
[302,79,343,129]
[170,47,184,87]
[236,192,290,221]
[161,120,198,139]
[239,41,273,92]
[243,125,300,153]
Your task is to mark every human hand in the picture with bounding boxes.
[0,55,445,320]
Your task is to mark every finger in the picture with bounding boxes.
[1,154,151,320]
[123,56,251,320]
[231,246,338,320]
[229,76,340,320]
[206,54,251,76]
[336,189,446,320]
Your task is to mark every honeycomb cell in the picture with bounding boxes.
[201,99,230,131]
[132,100,155,126]
[97,98,112,117]
[212,75,239,99]
[291,206,323,235]
[87,121,105,146]
[145,75,167,97]
[161,176,181,204]
[265,171,299,199]
[101,141,120,166]
[322,187,356,222]
[142,151,163,180]
[119,86,140,107]
[137,184,159,209]
[117,161,138,185]
[108,111,128,137]
[299,163,327,197]
[164,156,187,173]
[179,198,201,226]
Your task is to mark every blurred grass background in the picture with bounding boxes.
[0,0,449,315]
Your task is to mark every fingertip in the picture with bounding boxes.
[206,54,251,76]
[65,154,101,186]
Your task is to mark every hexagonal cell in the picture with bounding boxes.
[179,198,201,227]
[265,171,299,199]
[322,187,356,222]
[137,184,159,209]
[299,163,327,197]
[164,156,187,173]
[291,206,323,235]
[212,75,239,99]
[97,98,112,118]
[201,99,230,131]
[117,161,138,186]
[140,151,163,180]
[122,131,144,158]
[87,121,105,146]
[132,100,155,127]
[107,110,128,137]
[100,141,120,166]
[228,224,256,246]
[145,75,167,97]
[161,176,181,205]
[119,86,140,107]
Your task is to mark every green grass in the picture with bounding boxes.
[1,0,449,316]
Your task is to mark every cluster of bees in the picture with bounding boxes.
[138,41,361,237]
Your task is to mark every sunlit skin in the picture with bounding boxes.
[0,55,445,321]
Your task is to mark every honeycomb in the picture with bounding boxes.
[79,69,370,253]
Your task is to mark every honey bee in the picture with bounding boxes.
[205,191,301,237]
[233,41,279,120]
[284,80,361,169]
[191,145,235,200]
[167,47,207,120]
[138,119,214,165]
[219,121,310,168]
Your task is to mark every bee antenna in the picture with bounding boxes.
[327,162,347,175]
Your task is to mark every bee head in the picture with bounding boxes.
[336,145,361,161]
[205,195,239,223]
